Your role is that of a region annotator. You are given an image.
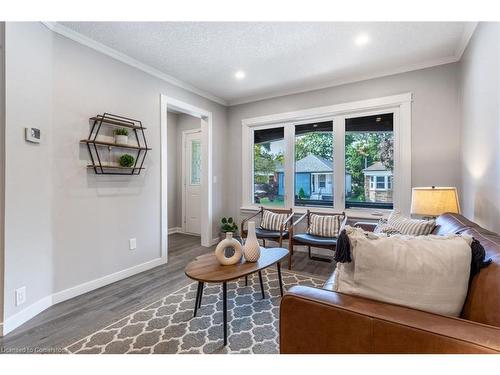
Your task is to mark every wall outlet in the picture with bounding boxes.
[129,238,137,250]
[16,287,26,306]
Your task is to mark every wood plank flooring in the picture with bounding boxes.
[0,234,334,353]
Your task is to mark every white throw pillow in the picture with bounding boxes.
[333,227,472,317]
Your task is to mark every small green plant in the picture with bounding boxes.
[298,187,306,200]
[114,128,129,136]
[221,217,238,233]
[119,154,135,167]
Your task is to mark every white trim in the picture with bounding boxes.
[41,22,227,106]
[168,227,183,235]
[0,322,3,337]
[52,258,167,304]
[161,95,213,248]
[241,93,412,216]
[182,129,203,235]
[0,257,168,336]
[2,295,53,336]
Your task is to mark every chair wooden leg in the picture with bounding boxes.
[262,239,266,247]
[288,239,293,270]
[308,246,312,259]
[279,236,283,248]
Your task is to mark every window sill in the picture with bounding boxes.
[240,205,391,221]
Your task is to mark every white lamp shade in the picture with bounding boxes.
[411,187,461,216]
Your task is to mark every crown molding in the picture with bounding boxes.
[41,22,228,106]
[454,22,478,59]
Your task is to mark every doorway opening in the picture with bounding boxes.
[161,95,213,259]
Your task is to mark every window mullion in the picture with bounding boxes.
[284,124,295,208]
[333,115,345,210]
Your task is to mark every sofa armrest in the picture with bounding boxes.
[280,286,500,353]
[353,221,377,232]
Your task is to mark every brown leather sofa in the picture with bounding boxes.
[280,213,500,353]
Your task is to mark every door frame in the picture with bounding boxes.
[181,128,202,235]
[160,95,213,258]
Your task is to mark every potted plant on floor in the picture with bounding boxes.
[220,217,240,243]
[114,128,129,145]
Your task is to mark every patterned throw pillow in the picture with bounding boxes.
[374,219,402,236]
[386,211,435,236]
[260,210,289,231]
[308,214,343,238]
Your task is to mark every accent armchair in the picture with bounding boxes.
[241,207,294,248]
[288,210,347,270]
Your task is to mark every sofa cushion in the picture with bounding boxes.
[293,233,338,247]
[332,227,472,317]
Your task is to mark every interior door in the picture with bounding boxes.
[184,131,202,235]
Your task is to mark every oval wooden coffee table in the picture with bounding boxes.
[185,247,288,346]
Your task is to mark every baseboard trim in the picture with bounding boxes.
[52,257,168,304]
[2,295,53,336]
[0,257,168,337]
[168,227,183,235]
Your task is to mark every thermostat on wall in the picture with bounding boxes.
[25,127,41,143]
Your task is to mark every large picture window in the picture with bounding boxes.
[242,93,412,215]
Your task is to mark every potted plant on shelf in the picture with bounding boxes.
[119,154,135,168]
[114,128,129,145]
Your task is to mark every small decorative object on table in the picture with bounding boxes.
[114,128,129,145]
[214,232,242,266]
[243,221,261,262]
[119,154,135,168]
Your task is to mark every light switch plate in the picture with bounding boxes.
[25,127,41,143]
[129,238,137,250]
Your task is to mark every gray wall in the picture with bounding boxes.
[167,112,178,229]
[3,22,228,320]
[459,23,500,233]
[166,112,202,230]
[227,63,462,221]
[4,23,55,319]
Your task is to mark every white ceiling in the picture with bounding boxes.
[58,22,476,106]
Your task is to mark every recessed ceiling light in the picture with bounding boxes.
[234,70,246,80]
[354,33,370,46]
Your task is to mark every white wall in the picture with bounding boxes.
[0,22,5,331]
[227,63,462,221]
[3,22,228,326]
[459,23,500,233]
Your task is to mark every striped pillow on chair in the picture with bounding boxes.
[386,211,435,235]
[260,210,288,231]
[308,214,342,238]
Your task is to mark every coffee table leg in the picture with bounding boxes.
[222,282,228,346]
[193,282,202,317]
[258,270,265,299]
[198,282,204,308]
[245,275,248,286]
[277,262,284,297]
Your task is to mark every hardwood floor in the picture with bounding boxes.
[0,234,334,353]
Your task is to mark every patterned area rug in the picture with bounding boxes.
[66,268,325,354]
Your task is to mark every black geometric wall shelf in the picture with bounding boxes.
[80,113,151,175]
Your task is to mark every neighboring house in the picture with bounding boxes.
[362,161,393,203]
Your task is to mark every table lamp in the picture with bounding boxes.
[411,186,460,218]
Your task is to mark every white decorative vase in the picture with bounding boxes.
[214,232,242,266]
[243,221,261,262]
[115,134,128,145]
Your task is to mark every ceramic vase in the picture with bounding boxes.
[243,221,260,262]
[214,232,242,266]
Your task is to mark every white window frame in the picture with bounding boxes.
[241,93,412,218]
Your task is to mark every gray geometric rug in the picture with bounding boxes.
[65,268,325,354]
